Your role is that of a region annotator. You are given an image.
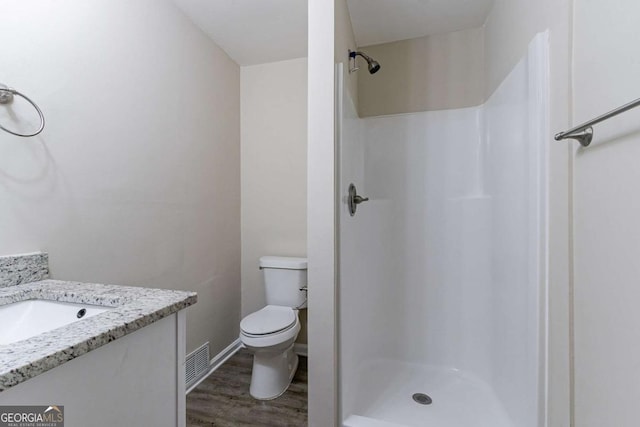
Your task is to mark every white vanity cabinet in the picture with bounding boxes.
[0,311,187,427]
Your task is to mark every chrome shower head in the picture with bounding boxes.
[349,50,381,74]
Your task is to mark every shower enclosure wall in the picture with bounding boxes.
[338,33,549,427]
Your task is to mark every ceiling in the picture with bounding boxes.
[173,0,494,66]
[173,0,308,66]
[347,0,495,47]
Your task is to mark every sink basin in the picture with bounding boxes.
[0,299,113,345]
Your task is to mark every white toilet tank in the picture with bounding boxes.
[260,256,307,308]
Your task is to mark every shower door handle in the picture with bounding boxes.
[348,183,368,217]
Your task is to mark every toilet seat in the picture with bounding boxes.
[240,305,297,336]
[240,305,300,349]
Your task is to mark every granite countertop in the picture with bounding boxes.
[0,279,197,392]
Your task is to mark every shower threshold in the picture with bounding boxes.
[342,359,512,427]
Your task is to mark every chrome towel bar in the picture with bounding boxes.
[555,97,640,147]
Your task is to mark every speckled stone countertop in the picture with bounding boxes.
[0,279,197,392]
[0,253,48,288]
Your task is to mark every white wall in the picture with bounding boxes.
[335,0,359,110]
[0,0,241,355]
[337,89,366,417]
[484,1,572,425]
[308,0,339,425]
[358,27,485,117]
[240,57,308,342]
[573,0,640,425]
[481,40,548,424]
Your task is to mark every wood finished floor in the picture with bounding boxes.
[187,349,308,427]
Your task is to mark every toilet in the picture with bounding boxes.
[240,256,307,400]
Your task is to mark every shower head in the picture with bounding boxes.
[349,50,381,74]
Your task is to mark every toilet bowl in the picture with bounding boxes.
[240,305,301,399]
[239,256,307,400]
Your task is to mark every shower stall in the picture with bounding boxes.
[337,33,549,427]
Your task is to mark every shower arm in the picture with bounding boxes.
[350,50,372,62]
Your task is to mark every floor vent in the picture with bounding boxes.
[186,342,210,388]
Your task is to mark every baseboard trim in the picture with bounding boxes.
[186,338,242,394]
[294,343,308,357]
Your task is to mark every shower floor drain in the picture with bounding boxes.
[412,393,432,405]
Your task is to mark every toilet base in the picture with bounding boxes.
[249,344,299,400]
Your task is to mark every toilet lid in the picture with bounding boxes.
[240,305,296,336]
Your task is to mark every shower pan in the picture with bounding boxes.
[337,33,550,427]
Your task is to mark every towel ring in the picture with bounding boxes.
[0,85,45,137]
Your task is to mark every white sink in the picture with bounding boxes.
[0,299,113,345]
